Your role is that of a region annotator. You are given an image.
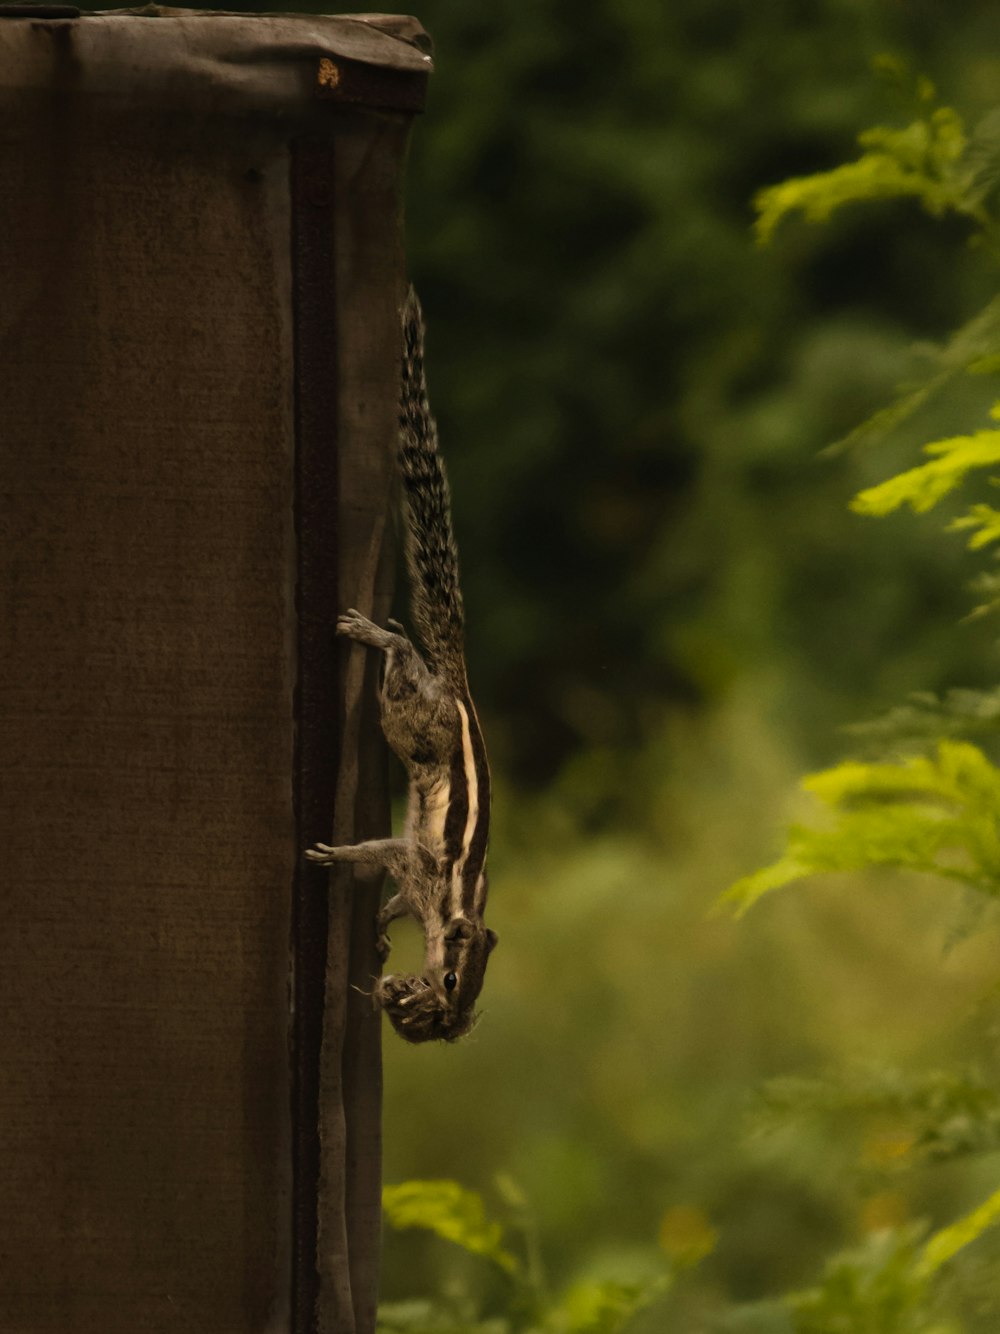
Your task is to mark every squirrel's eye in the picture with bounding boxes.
[444,971,458,992]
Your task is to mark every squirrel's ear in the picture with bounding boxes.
[485,928,499,954]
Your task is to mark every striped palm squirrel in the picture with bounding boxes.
[305,287,497,1043]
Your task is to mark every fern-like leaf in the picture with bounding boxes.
[847,688,1000,753]
[829,294,1000,457]
[382,1180,519,1276]
[751,1066,1000,1165]
[719,742,1000,914]
[914,1183,1000,1279]
[851,403,1000,517]
[787,1225,934,1333]
[541,1277,671,1334]
[947,500,1000,549]
[785,1186,1000,1332]
[754,105,980,246]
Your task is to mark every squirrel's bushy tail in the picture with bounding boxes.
[398,286,466,677]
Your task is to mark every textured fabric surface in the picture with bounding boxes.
[0,12,415,1331]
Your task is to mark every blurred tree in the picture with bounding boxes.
[404,0,1000,805]
[717,67,1000,1334]
[376,4,1000,1324]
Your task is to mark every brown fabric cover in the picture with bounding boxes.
[0,11,419,1331]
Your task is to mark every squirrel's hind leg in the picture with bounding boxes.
[337,608,408,651]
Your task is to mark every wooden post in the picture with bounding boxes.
[0,11,429,1332]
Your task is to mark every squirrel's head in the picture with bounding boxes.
[375,920,498,1043]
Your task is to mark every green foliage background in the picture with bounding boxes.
[213,0,1000,1326]
[375,2,1000,1330]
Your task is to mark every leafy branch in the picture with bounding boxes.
[750,1066,1000,1166]
[722,1186,1000,1332]
[755,105,982,247]
[788,1192,1000,1334]
[379,1179,672,1334]
[719,741,1000,916]
[718,63,1000,1331]
[851,401,1000,521]
[756,64,1000,467]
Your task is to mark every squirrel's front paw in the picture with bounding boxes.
[336,609,380,642]
[304,842,342,865]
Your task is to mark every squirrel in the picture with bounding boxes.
[305,286,497,1043]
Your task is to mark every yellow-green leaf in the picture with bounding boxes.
[851,415,1000,517]
[914,1183,1000,1279]
[382,1180,519,1275]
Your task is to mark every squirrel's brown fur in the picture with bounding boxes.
[305,288,496,1043]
